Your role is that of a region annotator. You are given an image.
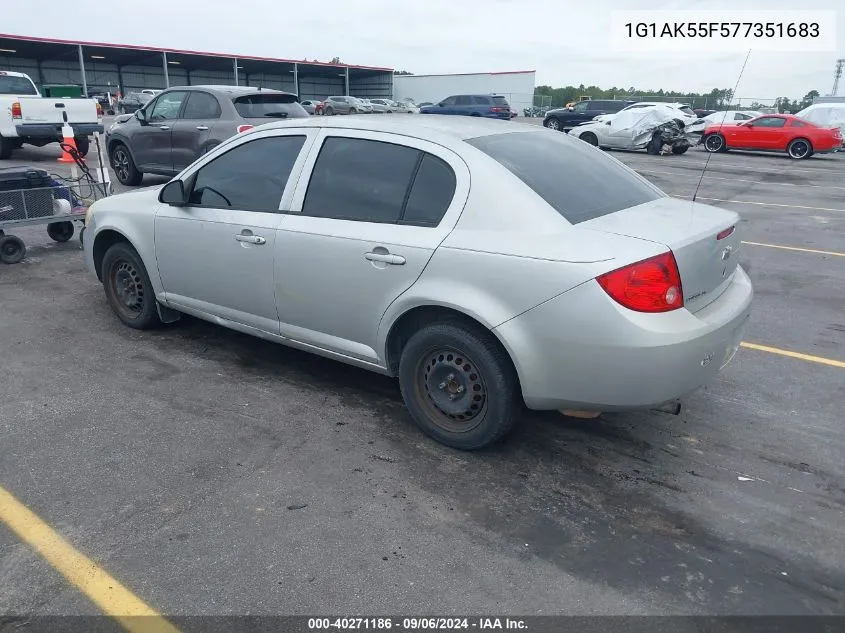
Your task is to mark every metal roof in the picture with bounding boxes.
[0,33,393,77]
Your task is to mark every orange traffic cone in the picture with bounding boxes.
[58,122,81,163]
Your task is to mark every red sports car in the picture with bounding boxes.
[701,114,843,160]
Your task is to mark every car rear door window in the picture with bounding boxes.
[456,96,473,106]
[466,130,662,224]
[401,154,457,227]
[182,92,221,119]
[188,135,306,212]
[302,137,420,223]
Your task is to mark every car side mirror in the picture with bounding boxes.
[567,106,574,111]
[744,122,753,127]
[159,179,187,206]
[438,102,445,107]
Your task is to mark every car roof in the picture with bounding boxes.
[244,115,537,141]
[173,85,295,96]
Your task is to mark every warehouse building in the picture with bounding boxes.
[0,34,394,102]
[393,71,536,114]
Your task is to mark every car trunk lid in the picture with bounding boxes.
[580,197,742,313]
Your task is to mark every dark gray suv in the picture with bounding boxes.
[106,85,308,186]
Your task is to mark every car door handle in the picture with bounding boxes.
[235,234,266,245]
[365,251,405,265]
[159,125,171,130]
[196,125,209,131]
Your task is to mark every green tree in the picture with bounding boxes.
[394,70,414,75]
[799,90,819,110]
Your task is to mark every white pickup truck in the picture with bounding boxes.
[0,70,104,160]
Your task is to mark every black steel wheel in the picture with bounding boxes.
[398,320,522,450]
[787,138,812,159]
[101,242,161,329]
[47,221,74,242]
[110,143,143,186]
[0,234,26,264]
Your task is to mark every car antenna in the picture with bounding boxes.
[692,49,752,203]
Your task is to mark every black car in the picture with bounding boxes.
[543,99,633,132]
[117,92,154,114]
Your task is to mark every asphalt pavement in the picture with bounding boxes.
[1,118,844,619]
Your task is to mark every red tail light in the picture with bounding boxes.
[716,225,735,240]
[237,124,254,134]
[490,107,507,113]
[597,251,684,313]
[11,101,22,119]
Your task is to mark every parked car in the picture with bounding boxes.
[543,99,632,131]
[323,96,368,115]
[351,98,375,113]
[117,92,153,114]
[83,116,752,450]
[300,99,324,115]
[391,100,419,114]
[702,110,763,124]
[701,114,843,159]
[419,94,511,120]
[594,102,699,124]
[794,102,845,138]
[368,99,395,113]
[105,85,309,186]
[570,104,699,154]
[141,89,162,97]
[0,70,103,159]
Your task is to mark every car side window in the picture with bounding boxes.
[182,92,221,119]
[735,113,751,120]
[573,102,590,113]
[471,96,489,105]
[188,135,306,212]
[754,117,786,128]
[401,154,456,227]
[149,91,187,121]
[790,120,808,127]
[302,137,421,223]
[456,95,473,106]
[440,96,457,106]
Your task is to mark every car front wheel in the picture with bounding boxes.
[101,242,161,330]
[703,133,726,153]
[545,118,561,131]
[398,320,522,450]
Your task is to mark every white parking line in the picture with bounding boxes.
[671,194,845,213]
[638,168,845,191]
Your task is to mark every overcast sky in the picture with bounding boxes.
[3,0,843,101]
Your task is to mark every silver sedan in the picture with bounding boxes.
[82,116,752,450]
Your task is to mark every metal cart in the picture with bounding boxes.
[0,141,111,265]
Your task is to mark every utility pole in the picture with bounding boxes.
[832,59,844,96]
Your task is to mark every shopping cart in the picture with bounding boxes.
[0,140,111,264]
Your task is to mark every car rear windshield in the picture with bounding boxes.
[679,106,696,116]
[466,131,663,224]
[233,93,309,119]
[493,96,509,107]
[0,75,38,95]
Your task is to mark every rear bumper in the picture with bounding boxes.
[15,123,105,139]
[495,265,753,411]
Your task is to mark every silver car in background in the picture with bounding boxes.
[83,116,752,450]
[323,96,371,115]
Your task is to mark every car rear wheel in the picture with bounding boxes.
[47,221,74,242]
[0,134,14,159]
[110,143,143,186]
[787,138,812,159]
[101,242,161,330]
[325,106,334,115]
[0,235,26,264]
[672,145,689,155]
[398,320,522,450]
[74,136,90,157]
[544,118,561,131]
[580,132,598,146]
[703,133,726,153]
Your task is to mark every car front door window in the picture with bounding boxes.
[149,91,186,121]
[154,133,309,331]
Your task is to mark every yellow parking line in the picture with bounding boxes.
[0,485,180,633]
[741,342,845,369]
[741,241,845,257]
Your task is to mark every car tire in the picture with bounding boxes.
[580,132,598,146]
[325,106,334,116]
[110,143,143,186]
[101,242,162,330]
[0,134,14,160]
[703,133,727,153]
[0,234,26,264]
[787,138,812,160]
[544,118,561,131]
[47,221,74,242]
[672,145,689,155]
[74,136,90,157]
[646,136,662,155]
[398,320,522,450]
[348,108,357,115]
